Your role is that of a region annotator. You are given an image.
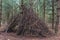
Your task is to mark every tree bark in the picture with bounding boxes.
[0,0,2,27]
[55,0,60,34]
[43,0,45,22]
[55,10,59,34]
[52,0,55,29]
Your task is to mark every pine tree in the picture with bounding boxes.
[43,0,45,22]
[55,0,59,34]
[0,0,2,27]
[52,0,54,29]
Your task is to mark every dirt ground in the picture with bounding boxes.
[0,32,60,40]
[0,24,60,40]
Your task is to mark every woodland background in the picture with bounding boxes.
[0,0,58,33]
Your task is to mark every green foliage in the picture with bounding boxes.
[2,0,57,23]
[2,0,19,23]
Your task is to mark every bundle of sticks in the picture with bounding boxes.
[6,5,53,37]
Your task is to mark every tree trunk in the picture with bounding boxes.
[52,0,54,29]
[0,0,2,27]
[43,0,45,22]
[55,0,60,34]
[55,9,59,34]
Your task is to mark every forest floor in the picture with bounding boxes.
[0,24,60,40]
[0,32,59,40]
